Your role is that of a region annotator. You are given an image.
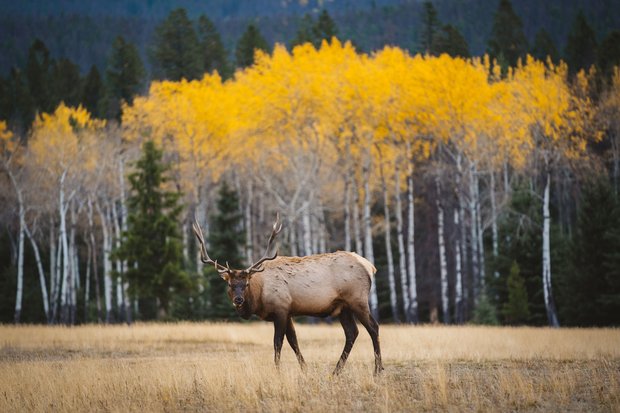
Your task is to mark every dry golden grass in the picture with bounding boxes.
[1,322,619,412]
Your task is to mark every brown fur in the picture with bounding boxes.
[222,251,384,375]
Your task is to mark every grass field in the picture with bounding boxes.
[1,322,619,412]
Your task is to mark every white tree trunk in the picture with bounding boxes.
[8,169,25,324]
[59,172,71,324]
[468,163,480,302]
[475,169,485,288]
[490,171,499,278]
[394,163,410,322]
[406,156,418,323]
[50,220,62,323]
[352,173,363,255]
[454,209,463,324]
[118,160,132,323]
[302,202,312,256]
[381,163,399,322]
[182,219,189,262]
[53,231,62,322]
[288,217,298,256]
[24,224,50,322]
[196,194,207,274]
[435,176,450,324]
[111,202,124,320]
[455,154,466,322]
[343,172,352,251]
[14,201,25,324]
[459,202,468,314]
[503,161,510,196]
[542,171,560,327]
[69,202,78,324]
[245,179,253,262]
[87,197,102,322]
[49,221,56,321]
[84,239,91,322]
[318,206,327,253]
[96,201,113,323]
[407,159,418,323]
[311,211,319,255]
[362,156,379,319]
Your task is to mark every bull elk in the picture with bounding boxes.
[193,213,384,375]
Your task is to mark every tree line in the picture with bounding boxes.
[0,8,337,134]
[1,1,619,325]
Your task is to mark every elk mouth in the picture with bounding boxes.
[234,301,251,319]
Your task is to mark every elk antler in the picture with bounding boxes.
[243,213,283,274]
[192,218,229,274]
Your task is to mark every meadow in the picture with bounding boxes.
[1,322,619,412]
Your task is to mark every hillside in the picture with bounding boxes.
[0,0,618,74]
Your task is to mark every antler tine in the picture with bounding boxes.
[245,212,282,273]
[193,217,228,272]
[214,260,228,275]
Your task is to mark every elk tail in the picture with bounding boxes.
[351,252,377,281]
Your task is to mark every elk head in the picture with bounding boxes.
[192,213,283,310]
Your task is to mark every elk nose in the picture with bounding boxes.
[233,296,244,306]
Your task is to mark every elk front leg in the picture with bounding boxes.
[273,314,287,369]
[285,317,306,370]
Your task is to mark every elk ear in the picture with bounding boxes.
[220,272,229,281]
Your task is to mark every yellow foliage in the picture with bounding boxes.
[30,103,105,177]
[0,120,15,154]
[120,44,602,198]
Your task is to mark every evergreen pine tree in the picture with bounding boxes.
[313,10,338,46]
[531,29,559,63]
[5,68,34,132]
[489,184,548,325]
[205,181,245,319]
[103,36,145,120]
[596,31,620,83]
[235,23,269,69]
[291,10,338,49]
[602,194,620,325]
[0,76,8,122]
[432,24,470,58]
[420,1,439,55]
[502,261,530,324]
[564,10,597,75]
[81,65,104,118]
[115,140,190,320]
[50,58,81,108]
[197,14,231,79]
[152,8,203,81]
[471,293,499,325]
[26,39,53,115]
[557,178,620,326]
[291,14,316,48]
[487,0,528,70]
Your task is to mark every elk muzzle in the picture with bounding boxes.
[233,296,244,307]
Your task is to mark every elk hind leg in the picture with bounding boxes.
[286,317,306,369]
[352,305,384,375]
[333,308,359,375]
[273,314,287,370]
